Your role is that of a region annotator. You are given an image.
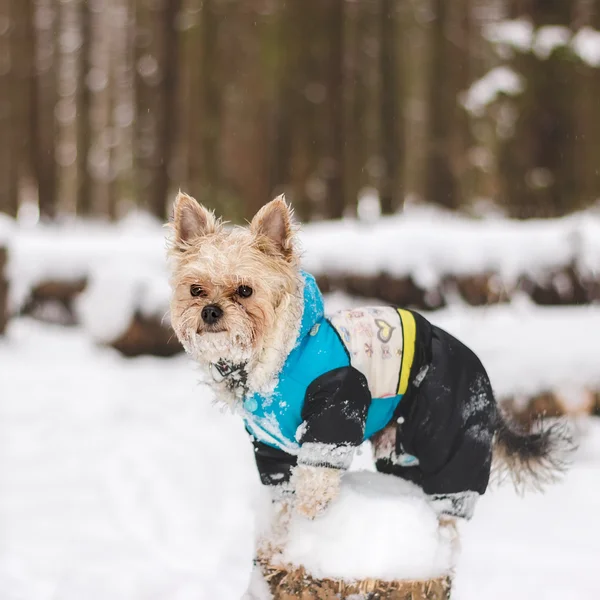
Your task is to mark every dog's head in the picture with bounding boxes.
[167,192,300,369]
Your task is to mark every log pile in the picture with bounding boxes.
[260,563,452,600]
[21,278,87,325]
[505,389,600,427]
[111,312,182,358]
[316,263,600,311]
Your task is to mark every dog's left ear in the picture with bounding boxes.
[250,195,295,261]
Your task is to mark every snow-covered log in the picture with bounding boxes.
[75,262,182,357]
[0,246,8,335]
[22,278,87,325]
[0,215,14,335]
[253,472,455,600]
[505,389,600,426]
[7,209,600,321]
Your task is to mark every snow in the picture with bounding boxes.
[2,317,600,600]
[279,472,452,580]
[532,26,571,60]
[462,67,524,116]
[0,318,259,600]
[571,27,600,67]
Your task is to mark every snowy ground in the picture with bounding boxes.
[2,318,600,600]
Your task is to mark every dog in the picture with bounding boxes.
[167,192,572,528]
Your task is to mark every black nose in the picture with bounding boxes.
[201,304,223,325]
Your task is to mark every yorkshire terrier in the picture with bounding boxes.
[167,192,571,540]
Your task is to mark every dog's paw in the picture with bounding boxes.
[291,464,341,520]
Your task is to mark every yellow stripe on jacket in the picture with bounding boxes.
[397,309,416,395]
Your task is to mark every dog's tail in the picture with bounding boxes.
[492,410,575,493]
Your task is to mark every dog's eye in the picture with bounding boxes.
[190,284,205,297]
[237,285,253,298]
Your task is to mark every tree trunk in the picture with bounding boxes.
[185,0,222,212]
[323,0,345,219]
[135,0,182,220]
[4,0,35,218]
[31,0,59,220]
[379,0,403,215]
[288,0,318,222]
[424,0,460,209]
[268,2,293,204]
[343,0,368,217]
[152,0,182,221]
[574,1,600,209]
[0,0,13,216]
[498,2,578,218]
[75,0,93,215]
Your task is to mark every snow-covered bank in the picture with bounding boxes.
[1,318,599,600]
[5,208,600,315]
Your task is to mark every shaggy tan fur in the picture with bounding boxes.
[290,464,342,519]
[167,192,304,402]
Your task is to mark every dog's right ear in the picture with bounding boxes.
[172,192,217,246]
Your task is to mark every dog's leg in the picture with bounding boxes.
[291,464,342,519]
[371,424,397,462]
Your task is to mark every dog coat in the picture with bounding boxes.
[243,272,497,520]
[242,272,428,467]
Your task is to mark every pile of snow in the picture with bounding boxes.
[277,472,452,581]
[76,261,171,343]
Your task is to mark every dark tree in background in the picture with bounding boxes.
[424,0,473,211]
[75,0,93,216]
[575,0,600,211]
[0,0,14,217]
[323,0,345,220]
[498,1,578,218]
[134,0,181,221]
[379,0,403,215]
[32,0,59,220]
[185,0,223,215]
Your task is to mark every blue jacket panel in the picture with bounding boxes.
[242,273,404,454]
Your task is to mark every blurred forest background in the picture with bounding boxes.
[1,0,600,224]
